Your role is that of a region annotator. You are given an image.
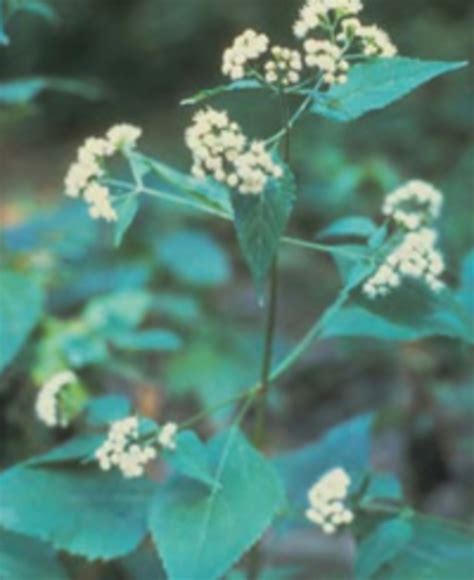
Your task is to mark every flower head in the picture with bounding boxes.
[64,123,142,221]
[222,29,270,80]
[264,46,303,86]
[185,107,282,195]
[158,422,178,451]
[35,370,78,428]
[306,467,354,534]
[95,416,157,478]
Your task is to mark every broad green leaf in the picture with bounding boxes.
[0,528,67,580]
[114,194,139,247]
[232,166,295,292]
[85,395,131,426]
[365,472,403,503]
[322,284,473,343]
[274,415,373,513]
[317,216,377,240]
[181,79,264,105]
[381,516,474,580]
[356,518,413,579]
[0,77,102,105]
[164,430,217,488]
[109,328,182,352]
[142,154,232,216]
[0,270,43,373]
[0,463,155,560]
[26,434,104,467]
[158,229,231,287]
[150,429,285,580]
[311,58,467,122]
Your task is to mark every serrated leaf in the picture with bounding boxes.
[0,77,102,105]
[310,58,466,122]
[0,270,43,373]
[317,216,377,240]
[380,516,474,580]
[274,415,373,513]
[181,79,264,105]
[164,430,217,488]
[150,429,285,580]
[158,229,231,287]
[232,167,295,292]
[85,395,131,426]
[356,518,413,579]
[0,528,68,580]
[0,463,155,560]
[114,194,139,247]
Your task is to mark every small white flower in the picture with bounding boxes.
[306,467,354,534]
[222,29,269,80]
[382,180,443,230]
[303,39,349,86]
[106,124,142,150]
[95,416,158,479]
[158,422,178,451]
[264,46,303,87]
[35,370,77,428]
[186,107,282,195]
[293,0,363,39]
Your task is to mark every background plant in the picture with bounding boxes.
[1,1,473,579]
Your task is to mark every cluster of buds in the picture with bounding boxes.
[185,108,283,195]
[382,180,443,231]
[364,180,446,299]
[293,0,363,39]
[64,124,142,222]
[363,228,445,299]
[264,46,303,86]
[95,418,178,479]
[306,467,354,535]
[303,39,349,85]
[222,29,270,81]
[35,370,78,428]
[338,19,397,57]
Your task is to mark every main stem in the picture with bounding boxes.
[247,93,291,580]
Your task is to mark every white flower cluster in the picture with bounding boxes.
[157,422,178,451]
[264,46,303,86]
[364,180,446,299]
[382,180,443,230]
[306,467,354,535]
[222,29,270,80]
[293,0,363,39]
[35,370,77,428]
[303,39,349,84]
[95,416,157,479]
[64,124,142,222]
[185,108,283,195]
[338,19,397,57]
[363,228,445,299]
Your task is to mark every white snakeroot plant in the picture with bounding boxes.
[35,370,77,427]
[306,467,354,534]
[5,2,469,579]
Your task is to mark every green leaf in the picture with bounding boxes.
[0,77,103,105]
[232,166,295,292]
[0,528,68,580]
[109,328,182,352]
[142,154,232,216]
[150,429,285,580]
[0,463,155,560]
[0,270,43,373]
[317,216,378,240]
[311,58,467,122]
[322,284,473,343]
[11,0,58,24]
[365,472,404,503]
[114,195,139,247]
[274,414,373,513]
[380,516,474,580]
[181,79,264,105]
[26,434,104,467]
[85,395,131,426]
[83,290,152,331]
[164,430,217,489]
[356,518,413,579]
[158,229,231,287]
[152,293,201,326]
